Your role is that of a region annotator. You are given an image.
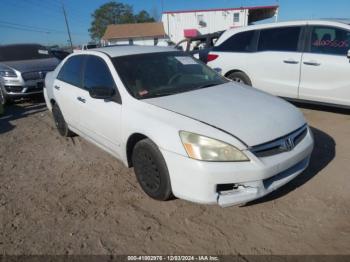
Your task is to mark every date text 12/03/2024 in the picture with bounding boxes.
[127,256,220,261]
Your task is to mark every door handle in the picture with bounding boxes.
[283,59,299,64]
[77,97,86,103]
[54,85,60,90]
[303,61,321,66]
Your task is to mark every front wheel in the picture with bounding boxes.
[132,139,173,201]
[227,71,252,86]
[0,87,13,105]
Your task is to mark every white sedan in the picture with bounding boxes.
[44,46,314,207]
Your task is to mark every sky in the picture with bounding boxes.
[0,0,349,46]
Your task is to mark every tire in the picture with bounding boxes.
[0,87,13,105]
[227,71,252,86]
[132,139,173,201]
[52,103,74,137]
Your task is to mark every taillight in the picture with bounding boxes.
[207,54,219,62]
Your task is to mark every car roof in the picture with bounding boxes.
[319,18,350,24]
[240,19,350,31]
[0,43,46,48]
[92,45,177,58]
[216,19,350,46]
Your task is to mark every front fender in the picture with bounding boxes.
[120,100,248,165]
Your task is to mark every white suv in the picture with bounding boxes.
[207,20,350,108]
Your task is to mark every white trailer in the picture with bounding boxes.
[162,5,279,44]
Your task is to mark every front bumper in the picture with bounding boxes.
[2,82,44,97]
[161,128,314,207]
[1,76,44,98]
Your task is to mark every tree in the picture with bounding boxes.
[89,1,155,41]
[135,10,155,23]
[89,1,134,40]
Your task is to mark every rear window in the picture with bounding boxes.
[0,44,53,62]
[214,30,255,52]
[258,27,301,52]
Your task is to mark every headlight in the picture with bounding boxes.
[179,131,249,162]
[0,69,17,78]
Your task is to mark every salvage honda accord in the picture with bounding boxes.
[44,46,314,207]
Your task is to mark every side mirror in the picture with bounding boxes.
[89,86,115,99]
[347,49,350,59]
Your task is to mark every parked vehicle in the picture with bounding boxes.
[44,46,314,207]
[175,31,223,62]
[49,49,71,61]
[81,43,100,50]
[0,44,60,105]
[207,20,350,108]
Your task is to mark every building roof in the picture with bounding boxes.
[162,5,279,15]
[102,22,166,40]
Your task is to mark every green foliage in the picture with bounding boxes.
[135,10,155,23]
[89,1,155,41]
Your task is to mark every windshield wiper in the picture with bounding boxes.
[139,82,221,99]
[140,89,179,99]
[142,92,175,99]
[196,82,221,90]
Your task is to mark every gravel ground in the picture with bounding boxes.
[0,100,349,255]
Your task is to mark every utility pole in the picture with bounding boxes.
[275,0,280,22]
[61,0,73,51]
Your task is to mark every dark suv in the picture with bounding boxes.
[0,44,59,105]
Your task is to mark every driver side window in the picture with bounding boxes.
[83,56,115,91]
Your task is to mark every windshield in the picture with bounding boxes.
[0,44,53,62]
[113,51,228,99]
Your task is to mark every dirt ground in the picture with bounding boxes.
[0,99,349,255]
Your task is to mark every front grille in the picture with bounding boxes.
[27,83,44,92]
[5,85,23,92]
[22,71,47,81]
[250,125,308,158]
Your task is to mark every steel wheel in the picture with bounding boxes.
[227,71,252,86]
[232,77,244,84]
[132,139,173,201]
[136,150,161,193]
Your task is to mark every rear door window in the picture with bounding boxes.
[258,26,302,52]
[57,55,85,87]
[214,30,255,52]
[309,26,350,55]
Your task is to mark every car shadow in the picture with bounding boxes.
[0,100,47,135]
[290,101,350,115]
[243,126,335,207]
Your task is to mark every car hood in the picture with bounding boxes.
[144,83,306,147]
[1,58,59,73]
